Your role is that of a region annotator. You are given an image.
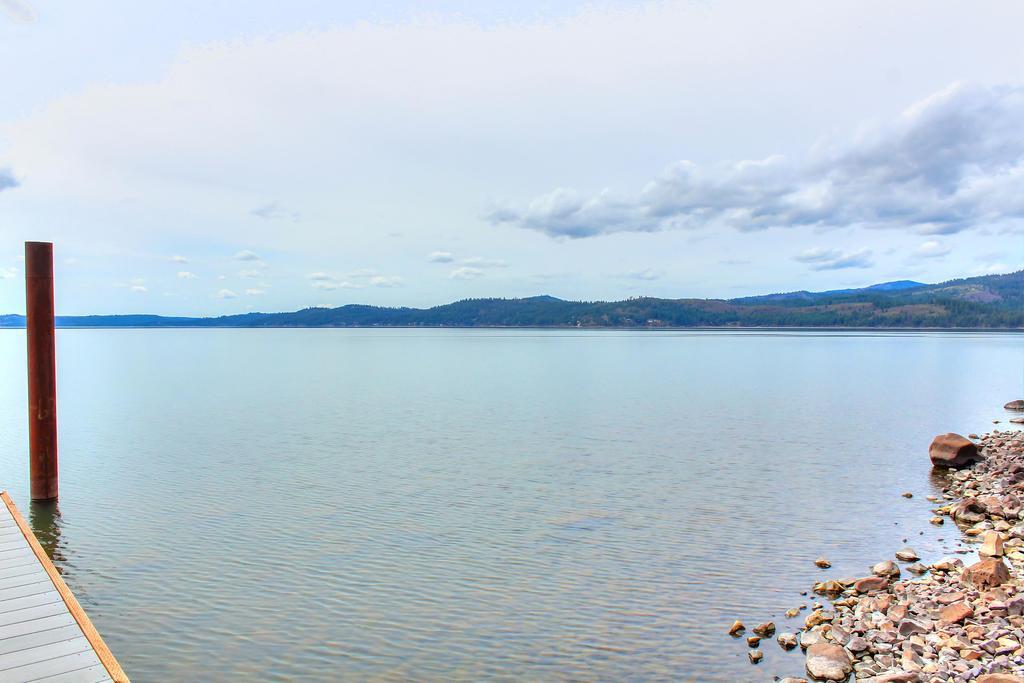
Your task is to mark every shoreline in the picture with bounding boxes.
[734,410,1024,682]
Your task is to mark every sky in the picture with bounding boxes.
[0,0,1022,316]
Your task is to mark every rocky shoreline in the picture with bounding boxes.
[731,402,1024,682]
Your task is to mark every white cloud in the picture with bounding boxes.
[177,270,198,279]
[216,288,238,299]
[170,254,188,263]
[913,240,951,258]
[233,250,262,261]
[795,247,874,270]
[1,267,18,279]
[131,285,148,293]
[488,83,1024,238]
[0,0,35,24]
[450,266,485,280]
[245,288,265,295]
[238,269,261,278]
[307,271,364,290]
[369,275,403,287]
[428,251,454,263]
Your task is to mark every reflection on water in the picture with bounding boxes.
[29,499,65,566]
[0,329,1020,681]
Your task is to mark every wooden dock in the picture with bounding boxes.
[0,492,127,682]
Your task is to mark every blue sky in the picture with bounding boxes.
[1,0,1022,315]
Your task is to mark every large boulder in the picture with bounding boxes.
[929,433,979,469]
[1005,400,1024,411]
[977,675,1024,683]
[805,642,852,681]
[962,558,1010,588]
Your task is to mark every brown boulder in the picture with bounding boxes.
[854,576,889,593]
[939,601,974,624]
[805,642,852,681]
[977,675,1024,683]
[1005,400,1024,411]
[929,433,979,468]
[962,558,1011,588]
[980,530,1005,557]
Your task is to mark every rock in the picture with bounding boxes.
[901,491,913,498]
[929,516,944,525]
[745,635,760,647]
[728,620,744,636]
[905,562,929,575]
[1005,400,1024,411]
[870,675,922,683]
[895,546,919,562]
[804,610,834,628]
[939,601,974,624]
[748,649,762,664]
[980,530,1005,557]
[977,675,1024,683]
[962,557,1011,588]
[814,557,831,568]
[804,642,852,681]
[779,679,809,683]
[778,632,798,650]
[846,635,868,652]
[929,433,980,469]
[1011,417,1024,424]
[871,560,901,578]
[800,628,826,649]
[854,575,889,593]
[752,621,774,637]
[897,618,930,636]
[812,580,845,596]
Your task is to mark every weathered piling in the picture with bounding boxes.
[25,241,58,501]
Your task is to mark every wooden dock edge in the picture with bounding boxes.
[0,491,129,683]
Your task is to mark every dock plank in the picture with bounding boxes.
[0,636,91,672]
[0,649,107,682]
[0,493,127,682]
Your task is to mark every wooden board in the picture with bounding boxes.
[0,491,128,682]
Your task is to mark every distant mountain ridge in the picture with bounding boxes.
[1,270,1021,329]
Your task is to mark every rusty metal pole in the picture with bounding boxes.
[25,241,58,501]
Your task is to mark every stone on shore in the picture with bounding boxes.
[894,546,919,561]
[929,433,980,468]
[854,575,888,593]
[871,560,900,578]
[814,557,831,568]
[748,649,762,664]
[980,529,1005,557]
[728,620,744,636]
[804,642,852,681]
[962,557,1011,588]
[1004,400,1024,411]
[745,635,759,647]
[977,675,1024,683]
[777,632,798,650]
[752,621,775,637]
[938,601,974,624]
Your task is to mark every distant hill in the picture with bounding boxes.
[1,270,1021,329]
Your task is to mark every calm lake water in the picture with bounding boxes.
[0,329,1021,681]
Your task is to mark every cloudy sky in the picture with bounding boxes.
[0,0,1022,315]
